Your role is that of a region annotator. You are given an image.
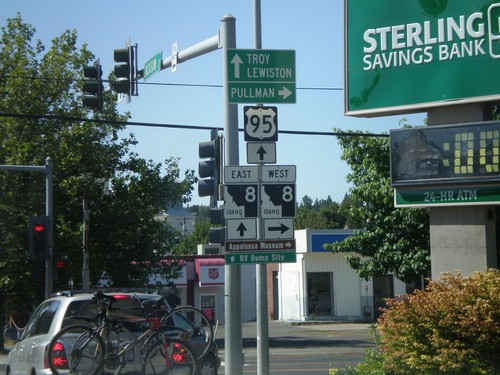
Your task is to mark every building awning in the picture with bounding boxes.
[195,258,225,286]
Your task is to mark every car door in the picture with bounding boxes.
[9,300,60,374]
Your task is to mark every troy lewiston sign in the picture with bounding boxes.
[345,0,500,117]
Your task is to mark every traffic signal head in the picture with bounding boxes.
[56,257,69,282]
[113,46,136,96]
[208,227,225,245]
[198,137,222,200]
[29,216,49,262]
[82,60,103,112]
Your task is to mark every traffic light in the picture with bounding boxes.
[56,257,69,282]
[208,208,224,244]
[198,134,222,202]
[209,227,225,245]
[113,45,137,96]
[29,216,49,262]
[82,59,103,112]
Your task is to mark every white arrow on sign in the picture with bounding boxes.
[278,86,293,100]
[231,54,243,79]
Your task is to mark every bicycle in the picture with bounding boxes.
[47,291,198,375]
[147,303,214,362]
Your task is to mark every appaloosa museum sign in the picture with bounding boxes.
[345,0,500,117]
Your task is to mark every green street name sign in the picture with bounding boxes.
[227,49,296,104]
[225,251,296,265]
[345,0,500,117]
[143,52,162,81]
[394,185,500,208]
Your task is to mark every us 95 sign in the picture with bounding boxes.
[244,106,278,141]
[390,121,500,186]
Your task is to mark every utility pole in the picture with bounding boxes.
[221,14,243,375]
[0,157,53,298]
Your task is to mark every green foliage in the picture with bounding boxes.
[378,269,500,374]
[324,128,430,283]
[176,219,211,254]
[330,348,385,375]
[330,327,385,375]
[0,14,196,304]
[295,195,348,229]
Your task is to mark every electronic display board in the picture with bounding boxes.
[390,122,500,186]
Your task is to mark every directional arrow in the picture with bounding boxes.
[268,223,290,234]
[230,54,243,79]
[257,146,267,161]
[237,222,247,236]
[278,86,292,100]
[263,218,294,239]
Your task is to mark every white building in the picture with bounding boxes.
[277,229,409,321]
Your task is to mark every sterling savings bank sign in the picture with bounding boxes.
[345,0,500,117]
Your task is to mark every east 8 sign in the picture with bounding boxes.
[390,121,500,186]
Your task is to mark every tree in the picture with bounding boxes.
[0,14,196,307]
[295,195,347,230]
[324,129,430,283]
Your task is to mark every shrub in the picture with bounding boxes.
[377,269,500,374]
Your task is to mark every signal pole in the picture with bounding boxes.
[221,14,243,375]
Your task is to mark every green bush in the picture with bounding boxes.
[329,326,386,375]
[377,269,500,374]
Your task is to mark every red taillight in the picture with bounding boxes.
[171,343,187,363]
[48,341,68,369]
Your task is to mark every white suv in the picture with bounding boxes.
[5,291,220,375]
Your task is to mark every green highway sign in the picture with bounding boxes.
[225,251,296,265]
[143,52,162,81]
[227,49,296,104]
[394,185,500,208]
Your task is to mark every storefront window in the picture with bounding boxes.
[306,272,332,317]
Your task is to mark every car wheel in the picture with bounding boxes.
[198,357,217,375]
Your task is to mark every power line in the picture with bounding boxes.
[2,74,344,91]
[0,112,389,137]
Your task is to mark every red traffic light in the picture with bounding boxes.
[56,259,67,269]
[33,223,45,233]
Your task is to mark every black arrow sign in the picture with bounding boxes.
[257,146,267,161]
[267,223,289,234]
[237,222,247,236]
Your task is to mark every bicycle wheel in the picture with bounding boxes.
[47,324,105,375]
[142,338,198,375]
[161,306,214,361]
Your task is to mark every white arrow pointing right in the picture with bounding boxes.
[278,86,292,99]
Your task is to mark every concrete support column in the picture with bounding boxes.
[428,103,498,279]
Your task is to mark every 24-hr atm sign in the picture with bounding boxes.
[345,0,500,117]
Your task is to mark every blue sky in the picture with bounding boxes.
[1,0,426,207]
